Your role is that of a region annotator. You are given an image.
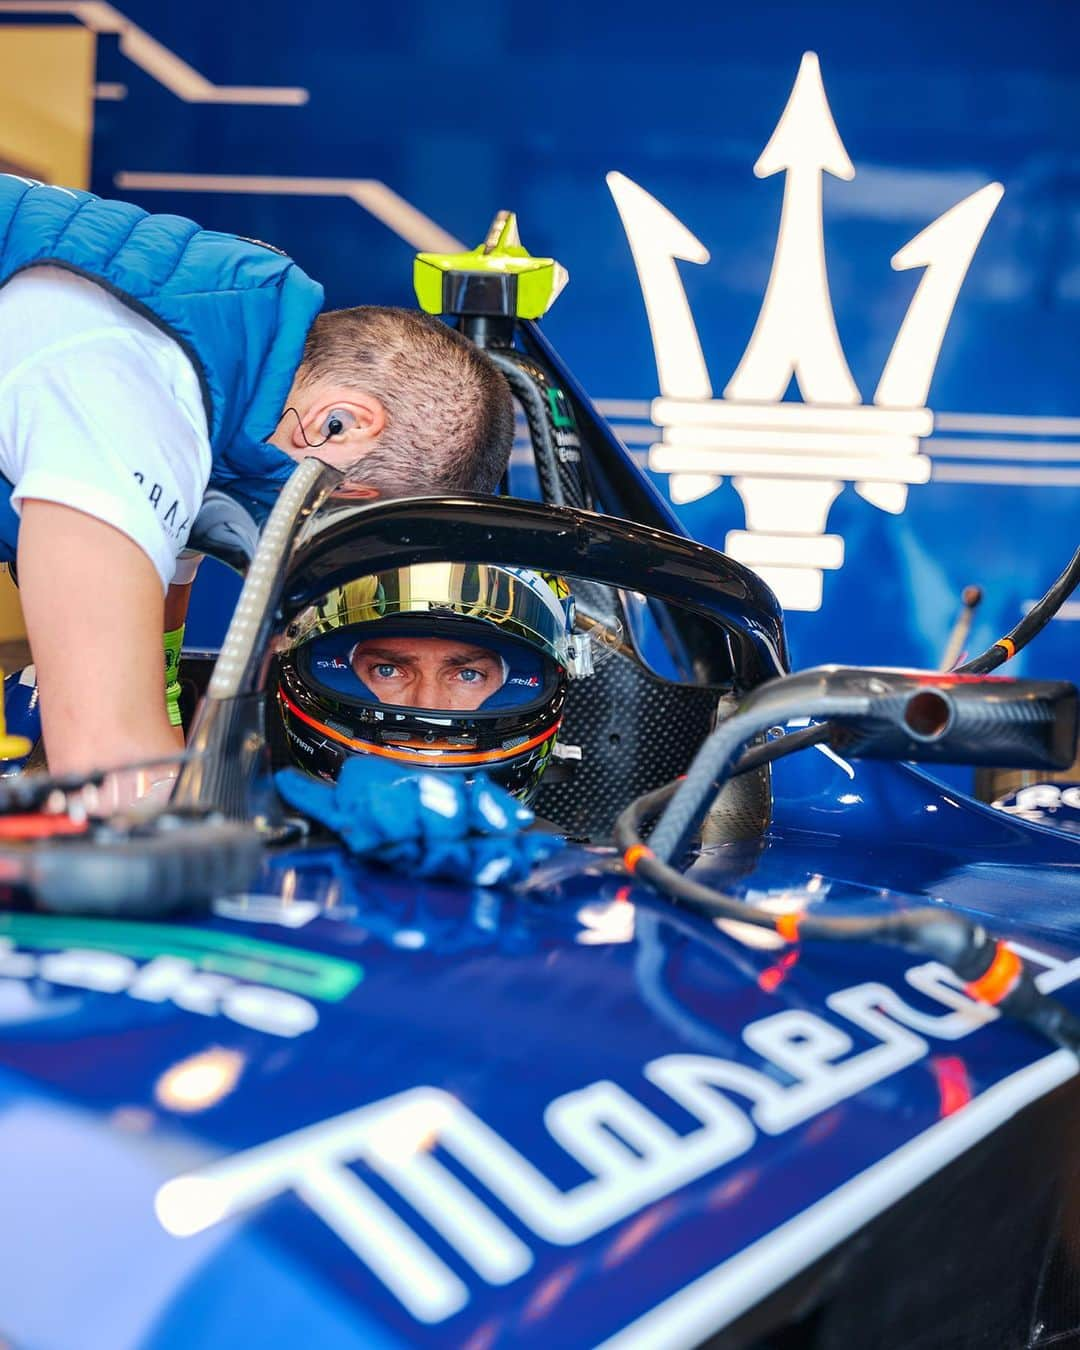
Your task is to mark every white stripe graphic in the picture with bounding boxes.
[600,1050,1077,1350]
[515,438,1080,487]
[595,401,1080,441]
[936,412,1080,437]
[929,438,1080,462]
[652,398,932,437]
[931,464,1080,487]
[596,399,654,419]
[650,445,930,485]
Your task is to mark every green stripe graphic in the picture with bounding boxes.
[0,915,362,1002]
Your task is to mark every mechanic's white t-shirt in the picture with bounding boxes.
[0,265,212,589]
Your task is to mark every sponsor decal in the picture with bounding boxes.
[541,571,572,601]
[544,386,582,463]
[131,471,190,540]
[154,949,1080,1322]
[995,782,1080,832]
[0,915,362,1039]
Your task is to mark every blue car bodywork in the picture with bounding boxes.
[0,315,1078,1350]
[0,747,1078,1347]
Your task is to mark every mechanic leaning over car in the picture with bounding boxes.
[0,176,514,790]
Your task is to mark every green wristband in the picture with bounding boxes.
[164,624,185,729]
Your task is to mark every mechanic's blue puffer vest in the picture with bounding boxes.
[0,176,325,556]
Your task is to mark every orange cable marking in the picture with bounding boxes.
[775,913,802,943]
[966,943,1022,1006]
[623,844,653,874]
[995,637,1017,660]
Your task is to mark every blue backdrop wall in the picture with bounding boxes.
[7,0,1079,676]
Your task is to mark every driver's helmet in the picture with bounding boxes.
[276,563,589,802]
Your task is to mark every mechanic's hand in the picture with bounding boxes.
[274,759,563,886]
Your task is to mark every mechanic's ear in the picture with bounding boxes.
[317,408,356,439]
[301,394,387,465]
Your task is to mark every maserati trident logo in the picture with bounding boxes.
[609,52,1003,611]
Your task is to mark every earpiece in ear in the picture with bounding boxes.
[319,409,353,440]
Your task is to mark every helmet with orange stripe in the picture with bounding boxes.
[275,563,591,802]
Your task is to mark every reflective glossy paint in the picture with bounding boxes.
[0,8,1078,1340]
[0,746,1078,1347]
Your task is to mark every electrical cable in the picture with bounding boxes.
[619,722,832,827]
[615,723,1080,1053]
[646,676,876,864]
[957,544,1080,675]
[733,721,832,773]
[278,407,343,450]
[940,584,983,671]
[620,720,832,826]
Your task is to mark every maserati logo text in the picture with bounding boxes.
[155,958,1029,1323]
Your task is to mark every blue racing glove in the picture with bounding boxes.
[275,758,563,886]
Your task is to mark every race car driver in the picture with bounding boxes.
[273,563,591,881]
[0,176,514,792]
[276,562,590,802]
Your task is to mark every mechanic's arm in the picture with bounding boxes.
[18,500,178,779]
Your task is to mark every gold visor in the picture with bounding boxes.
[288,563,574,668]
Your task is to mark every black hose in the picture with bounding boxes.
[618,546,1080,1052]
[646,676,875,863]
[957,544,1080,674]
[615,725,1080,1054]
[735,722,832,772]
[623,722,832,830]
